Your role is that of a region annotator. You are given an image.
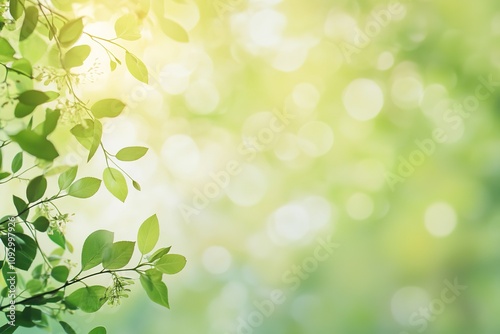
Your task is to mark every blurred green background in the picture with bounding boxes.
[6,0,500,332]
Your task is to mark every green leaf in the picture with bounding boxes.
[17,90,59,106]
[90,99,126,118]
[11,152,23,173]
[9,0,25,20]
[11,58,33,77]
[58,166,78,190]
[149,246,171,262]
[58,18,84,47]
[43,109,60,136]
[140,269,169,308]
[102,241,135,269]
[155,254,186,274]
[51,266,69,282]
[0,172,11,181]
[67,177,101,198]
[0,38,15,61]
[66,286,107,313]
[32,216,49,232]
[0,323,17,333]
[63,45,91,69]
[70,119,94,149]
[0,233,37,270]
[10,129,59,161]
[159,17,189,43]
[25,279,43,294]
[14,102,36,118]
[59,321,76,334]
[115,13,141,41]
[87,119,102,162]
[132,180,141,191]
[26,175,47,202]
[13,195,29,220]
[125,52,148,84]
[103,167,128,202]
[10,311,34,328]
[116,146,148,162]
[89,327,107,334]
[137,214,159,254]
[20,6,38,41]
[81,230,114,271]
[49,229,66,249]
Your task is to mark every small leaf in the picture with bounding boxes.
[66,286,107,313]
[125,52,148,84]
[25,280,43,294]
[0,172,11,181]
[60,321,76,334]
[11,152,23,173]
[51,266,69,282]
[59,18,84,47]
[71,119,94,150]
[132,180,141,191]
[158,17,189,43]
[116,146,148,161]
[115,13,141,41]
[14,102,36,118]
[20,6,38,41]
[32,216,49,232]
[17,90,59,106]
[9,0,25,20]
[58,166,78,190]
[137,214,159,254]
[87,119,102,162]
[0,38,15,61]
[89,327,107,334]
[20,307,42,326]
[103,167,128,202]
[102,241,135,269]
[91,99,126,118]
[110,60,117,71]
[67,177,101,198]
[26,175,47,203]
[155,254,186,274]
[0,233,37,271]
[140,269,169,308]
[81,230,114,271]
[49,229,66,250]
[63,45,91,69]
[149,246,171,262]
[13,195,29,220]
[43,109,61,136]
[10,129,59,161]
[11,58,33,77]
